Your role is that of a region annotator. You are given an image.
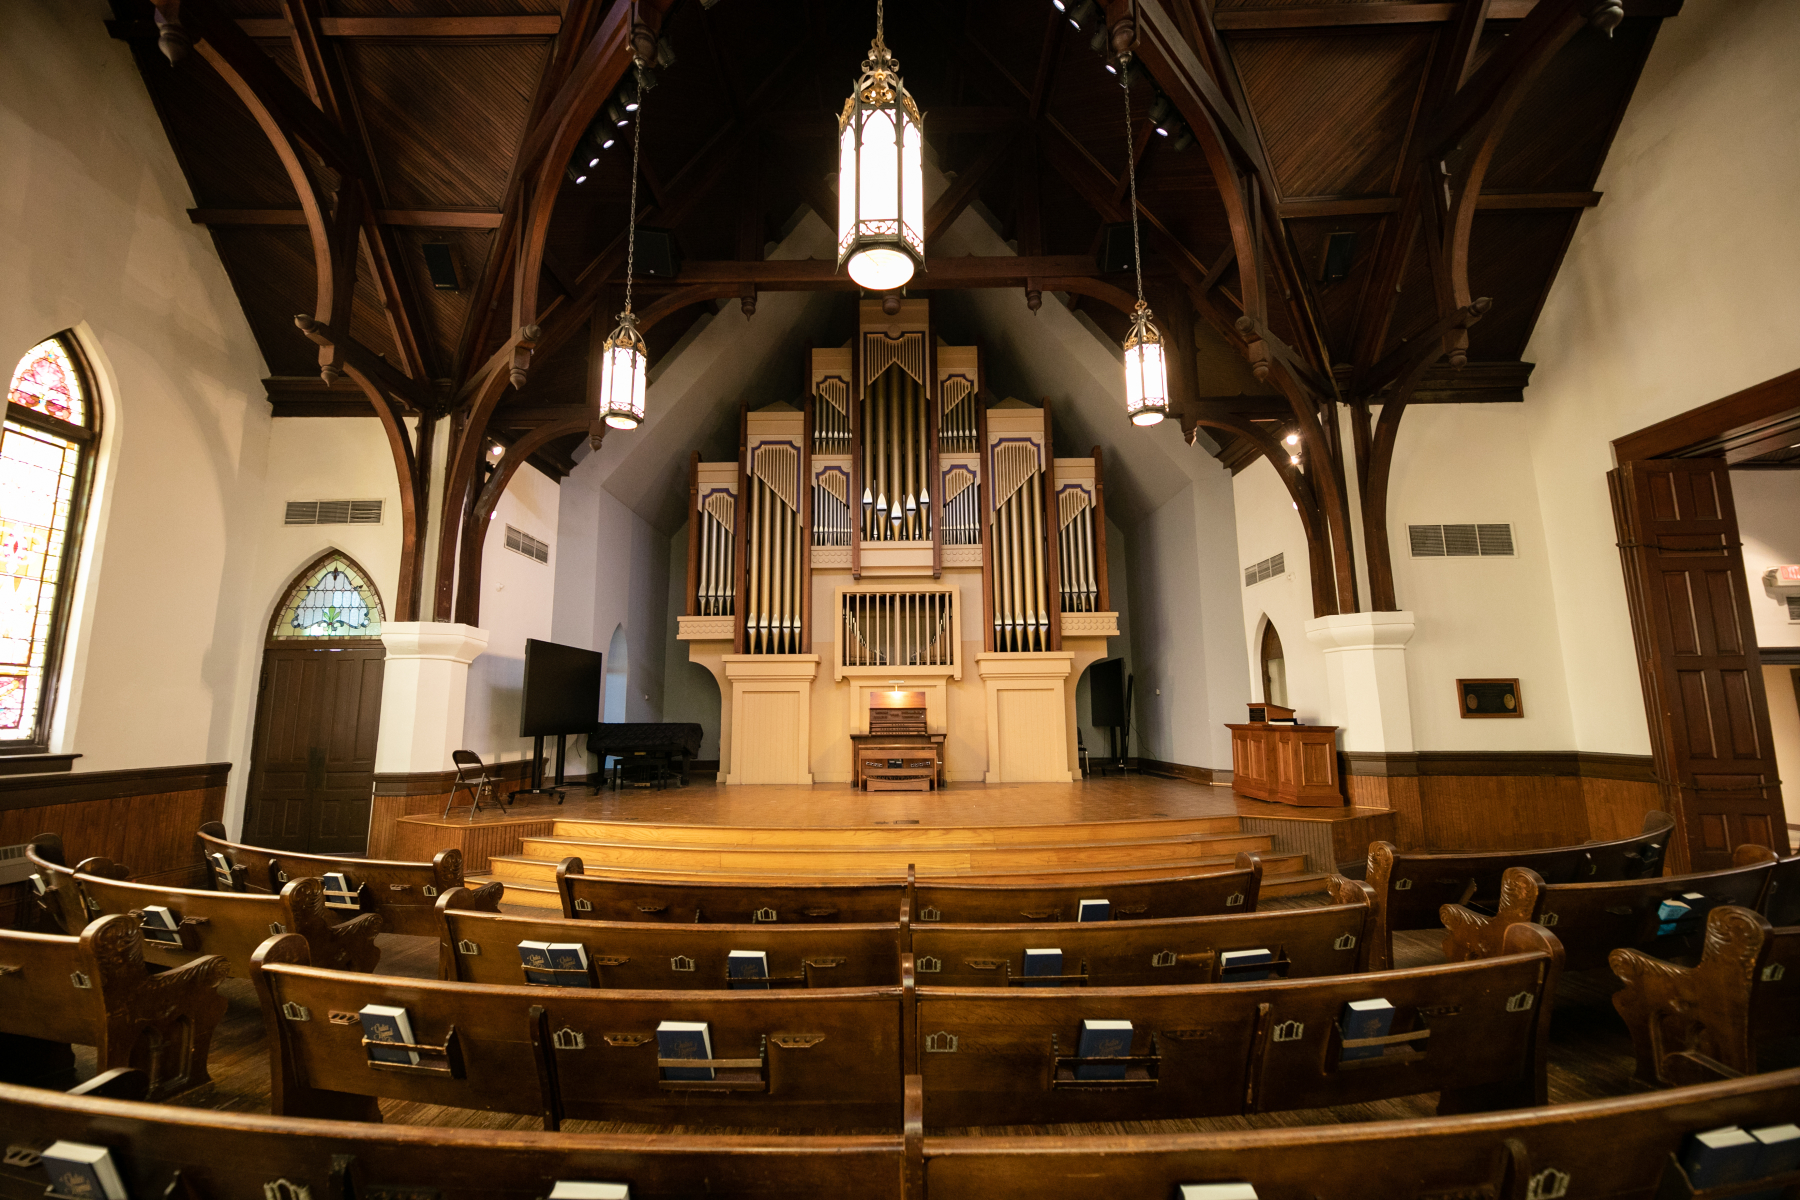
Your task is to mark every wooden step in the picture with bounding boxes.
[1259,871,1334,898]
[493,832,1273,879]
[547,815,1244,847]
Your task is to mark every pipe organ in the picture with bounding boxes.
[680,297,1117,787]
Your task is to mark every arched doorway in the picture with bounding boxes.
[244,551,387,852]
[1259,618,1287,708]
[603,624,629,723]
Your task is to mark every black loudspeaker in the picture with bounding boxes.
[1096,223,1137,274]
[633,228,682,279]
[1089,658,1126,727]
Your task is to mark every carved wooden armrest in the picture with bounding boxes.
[324,912,384,973]
[465,881,504,911]
[1439,903,1495,961]
[1609,945,1694,989]
[141,951,230,996]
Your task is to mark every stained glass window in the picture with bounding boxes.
[271,554,384,640]
[1,336,97,750]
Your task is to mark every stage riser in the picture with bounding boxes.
[548,816,1243,846]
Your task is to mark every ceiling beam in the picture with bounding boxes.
[188,207,505,228]
[1276,191,1601,218]
[1210,0,1674,30]
[113,16,561,40]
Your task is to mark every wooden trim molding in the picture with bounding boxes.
[1759,647,1800,666]
[0,754,78,775]
[1133,758,1219,785]
[0,762,231,812]
[1612,366,1800,462]
[373,757,542,796]
[1340,751,1656,782]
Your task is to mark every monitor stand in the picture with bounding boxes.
[509,735,602,803]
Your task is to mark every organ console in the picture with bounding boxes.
[678,297,1119,786]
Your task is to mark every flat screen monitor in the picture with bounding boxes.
[520,639,602,737]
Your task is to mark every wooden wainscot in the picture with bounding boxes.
[1227,703,1343,808]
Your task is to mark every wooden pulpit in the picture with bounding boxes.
[1227,702,1343,807]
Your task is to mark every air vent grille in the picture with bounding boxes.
[285,500,383,526]
[1409,523,1514,557]
[1243,552,1286,587]
[1788,596,1800,623]
[505,525,549,564]
[0,842,32,886]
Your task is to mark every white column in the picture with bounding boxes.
[1304,611,1416,752]
[375,622,490,773]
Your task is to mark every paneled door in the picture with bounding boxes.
[1610,457,1789,871]
[245,645,385,853]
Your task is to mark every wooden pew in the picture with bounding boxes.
[914,922,1562,1127]
[24,835,130,934]
[436,886,906,988]
[923,1068,1800,1200]
[249,933,911,1130]
[0,1081,911,1200]
[1766,851,1800,927]
[912,854,1264,924]
[197,821,496,937]
[1611,904,1800,1084]
[0,915,227,1100]
[913,876,1373,987]
[1363,811,1675,969]
[55,857,381,977]
[557,857,913,924]
[1441,845,1779,971]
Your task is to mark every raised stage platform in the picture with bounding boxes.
[381,776,1397,910]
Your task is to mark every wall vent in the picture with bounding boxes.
[1788,596,1800,623]
[505,525,550,564]
[1243,552,1285,587]
[285,500,383,526]
[1409,523,1514,557]
[0,842,33,886]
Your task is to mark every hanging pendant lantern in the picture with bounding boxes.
[594,59,654,432]
[836,0,925,292]
[1116,55,1169,427]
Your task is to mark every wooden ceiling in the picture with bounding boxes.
[109,0,1678,476]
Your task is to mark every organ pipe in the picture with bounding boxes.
[989,448,1051,653]
[861,366,931,543]
[696,492,735,616]
[743,443,802,654]
[1058,489,1099,612]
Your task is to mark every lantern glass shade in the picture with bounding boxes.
[837,42,925,292]
[596,316,648,430]
[1122,303,1169,426]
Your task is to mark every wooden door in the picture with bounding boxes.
[1610,458,1789,871]
[246,645,385,853]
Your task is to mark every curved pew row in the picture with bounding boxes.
[1440,845,1779,969]
[553,854,1265,925]
[28,840,381,977]
[197,822,500,937]
[1611,904,1800,1084]
[0,916,227,1100]
[10,1068,1799,1200]
[1363,812,1676,969]
[435,878,1372,989]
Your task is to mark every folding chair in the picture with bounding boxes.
[444,750,508,820]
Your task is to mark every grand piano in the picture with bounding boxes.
[587,723,705,788]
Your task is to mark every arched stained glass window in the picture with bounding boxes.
[1,335,98,752]
[270,552,385,641]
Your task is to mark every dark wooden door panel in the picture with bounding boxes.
[246,645,385,854]
[1610,458,1788,872]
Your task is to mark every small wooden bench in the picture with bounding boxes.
[33,841,382,977]
[1363,811,1675,968]
[913,854,1264,924]
[1611,904,1800,1084]
[1441,845,1778,970]
[557,857,913,924]
[437,886,906,988]
[197,822,496,937]
[250,933,911,1130]
[0,914,227,1100]
[914,922,1563,1127]
[912,876,1373,987]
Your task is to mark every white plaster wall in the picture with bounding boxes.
[464,462,561,766]
[1734,472,1800,650]
[1383,404,1577,749]
[660,521,722,760]
[1128,460,1248,772]
[1522,0,1800,754]
[1231,459,1328,725]
[2,1,271,814]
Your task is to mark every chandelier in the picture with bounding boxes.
[836,0,926,292]
[595,59,653,432]
[1116,62,1169,427]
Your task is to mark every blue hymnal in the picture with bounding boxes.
[1021,947,1062,986]
[1743,1124,1800,1200]
[41,1142,127,1200]
[358,1004,420,1066]
[1658,891,1717,937]
[657,1020,714,1081]
[1681,1127,1764,1187]
[1077,899,1111,922]
[139,905,181,945]
[1339,998,1395,1062]
[1075,1018,1132,1081]
[1220,948,1275,982]
[519,941,592,987]
[727,950,770,990]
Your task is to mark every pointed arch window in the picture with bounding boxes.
[1,336,99,753]
[270,552,385,642]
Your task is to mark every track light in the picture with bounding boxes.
[1067,0,1098,28]
[1285,432,1299,446]
[1170,125,1194,151]
[1051,0,1067,10]
[1148,95,1172,127]
[606,100,630,127]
